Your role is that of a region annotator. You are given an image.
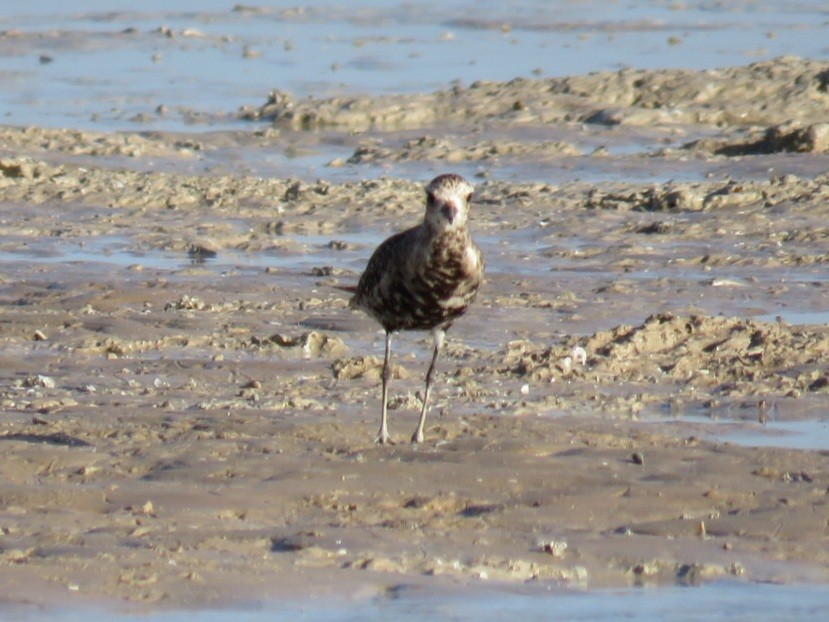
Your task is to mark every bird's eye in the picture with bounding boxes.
[466,192,474,203]
[426,191,436,206]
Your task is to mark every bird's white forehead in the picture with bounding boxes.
[426,174,474,201]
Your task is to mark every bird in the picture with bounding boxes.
[351,173,484,444]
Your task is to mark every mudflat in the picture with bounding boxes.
[0,56,828,609]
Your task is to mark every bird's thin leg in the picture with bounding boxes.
[412,328,445,443]
[377,331,393,444]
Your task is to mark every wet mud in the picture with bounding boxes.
[0,55,828,609]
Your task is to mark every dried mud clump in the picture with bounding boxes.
[344,136,581,165]
[686,121,829,156]
[503,313,829,400]
[548,56,829,126]
[332,355,407,381]
[264,331,348,357]
[244,56,829,132]
[585,184,707,212]
[0,126,204,159]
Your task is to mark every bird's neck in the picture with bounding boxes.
[425,221,468,240]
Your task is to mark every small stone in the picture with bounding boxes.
[272,532,316,552]
[187,245,217,262]
[33,329,48,341]
[35,375,56,389]
[632,561,659,576]
[539,539,567,557]
[165,294,206,311]
[631,451,645,465]
[571,346,587,366]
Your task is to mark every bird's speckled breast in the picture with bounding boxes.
[402,228,483,328]
[424,229,483,289]
[351,224,483,333]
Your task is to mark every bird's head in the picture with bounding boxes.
[423,173,474,233]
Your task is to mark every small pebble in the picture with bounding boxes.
[539,539,568,557]
[631,451,645,465]
[572,345,587,366]
[37,375,56,389]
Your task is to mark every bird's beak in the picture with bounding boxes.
[441,203,458,223]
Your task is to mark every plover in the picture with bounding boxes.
[351,174,484,444]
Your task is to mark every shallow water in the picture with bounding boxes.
[653,415,829,452]
[756,311,829,326]
[3,1,829,186]
[5,582,829,622]
[3,0,829,132]
[715,420,829,451]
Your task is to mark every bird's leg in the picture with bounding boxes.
[376,331,393,444]
[412,328,445,443]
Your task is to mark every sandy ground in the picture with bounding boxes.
[0,56,828,610]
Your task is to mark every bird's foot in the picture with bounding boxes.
[375,431,394,445]
[410,429,424,444]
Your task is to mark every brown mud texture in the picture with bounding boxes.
[0,56,828,609]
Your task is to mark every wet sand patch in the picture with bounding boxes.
[1,53,829,608]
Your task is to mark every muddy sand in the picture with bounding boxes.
[0,57,828,610]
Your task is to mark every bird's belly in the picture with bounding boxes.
[362,275,474,331]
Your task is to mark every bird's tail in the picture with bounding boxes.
[327,283,360,309]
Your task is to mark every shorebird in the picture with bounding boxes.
[351,174,484,444]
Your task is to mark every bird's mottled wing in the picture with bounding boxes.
[350,227,416,312]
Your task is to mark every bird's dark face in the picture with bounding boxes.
[424,174,474,232]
